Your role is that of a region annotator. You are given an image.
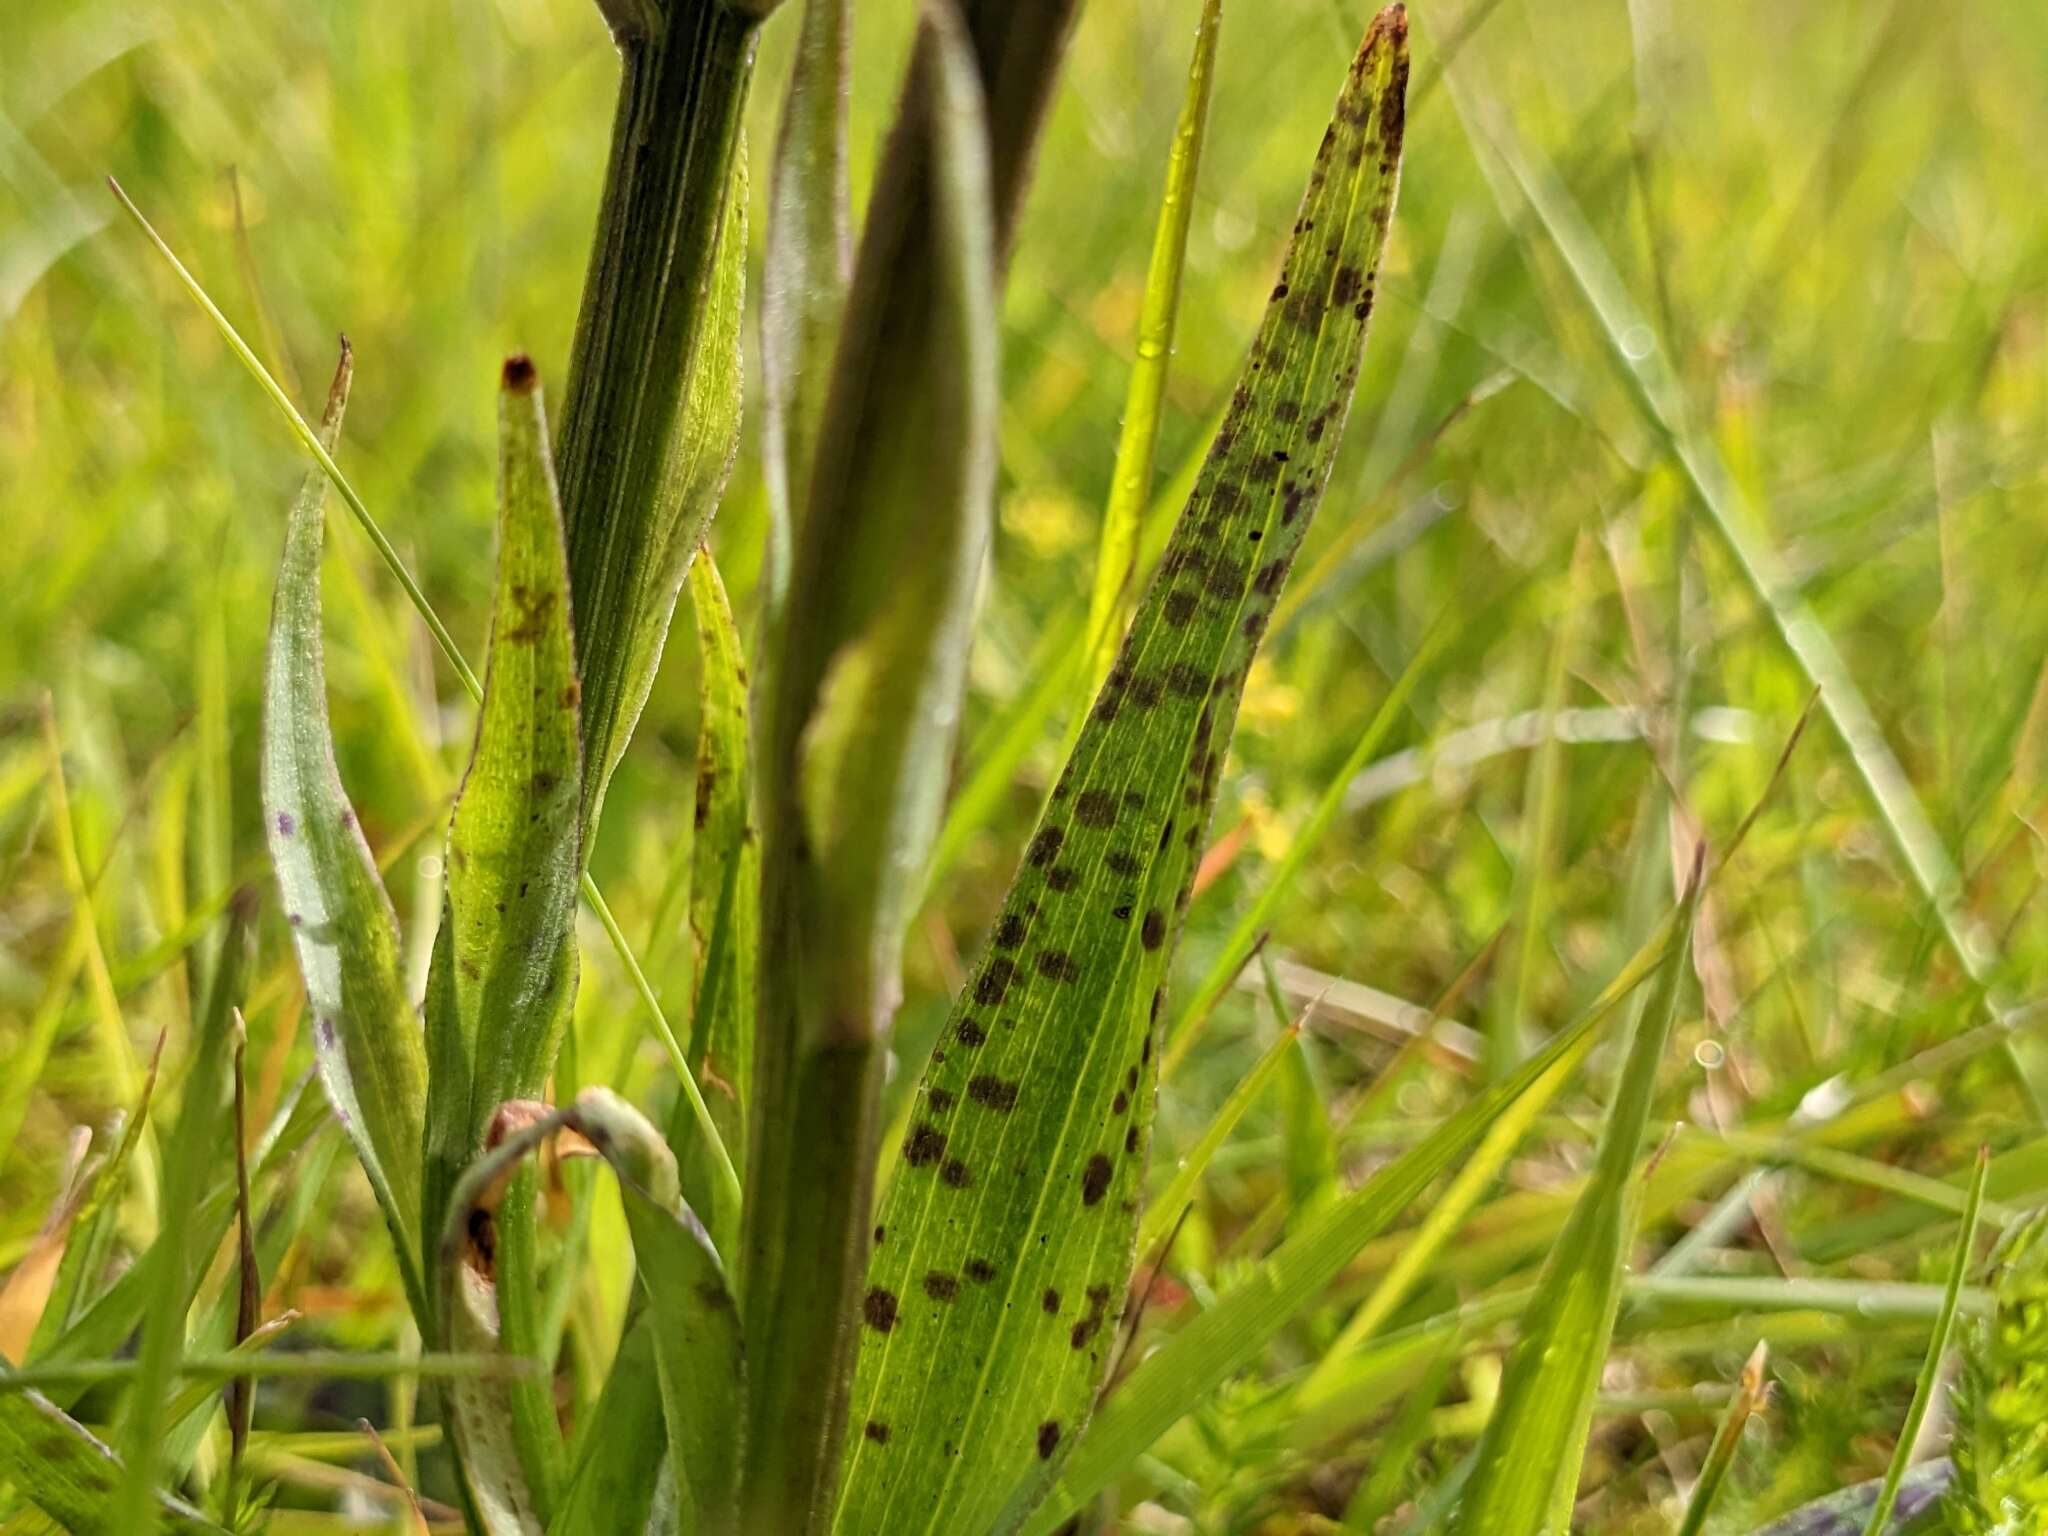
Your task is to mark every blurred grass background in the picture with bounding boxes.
[6,0,2048,1529]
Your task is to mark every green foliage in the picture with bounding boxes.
[10,0,2048,1533]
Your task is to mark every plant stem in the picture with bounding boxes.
[554,1,761,831]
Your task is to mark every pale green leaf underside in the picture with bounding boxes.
[260,347,429,1308]
[837,14,1409,1533]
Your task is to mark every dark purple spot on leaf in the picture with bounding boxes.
[968,1075,1020,1111]
[862,1288,899,1332]
[1082,1155,1113,1206]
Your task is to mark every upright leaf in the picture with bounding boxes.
[421,356,587,1521]
[422,357,586,1271]
[1450,861,1703,1534]
[677,552,754,1260]
[742,6,999,1527]
[262,343,429,1307]
[837,14,1409,1532]
[759,0,852,627]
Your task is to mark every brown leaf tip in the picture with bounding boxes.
[502,353,539,393]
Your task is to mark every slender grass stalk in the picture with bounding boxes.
[1079,0,1221,696]
[1861,1147,1988,1535]
[1675,1342,1769,1536]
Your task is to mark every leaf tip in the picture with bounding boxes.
[501,352,539,394]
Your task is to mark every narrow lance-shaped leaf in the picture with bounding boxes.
[440,1091,744,1536]
[743,7,1000,1525]
[1451,856,1704,1535]
[421,356,587,1522]
[838,14,1409,1533]
[1023,894,1689,1534]
[676,551,754,1260]
[422,357,585,1264]
[262,342,429,1310]
[759,0,852,628]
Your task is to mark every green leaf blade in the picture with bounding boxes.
[423,359,586,1256]
[838,14,1409,1533]
[260,343,429,1306]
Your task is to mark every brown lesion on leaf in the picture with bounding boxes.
[905,1124,947,1166]
[967,1075,1019,1111]
[1069,1283,1112,1350]
[862,1287,899,1333]
[1081,1154,1113,1206]
[502,582,560,645]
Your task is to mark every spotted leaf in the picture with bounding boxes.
[835,11,1409,1532]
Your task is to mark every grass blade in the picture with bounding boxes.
[841,23,1410,1530]
[744,6,999,1525]
[1135,1014,1302,1256]
[1450,856,1703,1534]
[1078,0,1222,696]
[1164,619,1448,1074]
[109,898,251,1532]
[260,342,429,1313]
[1862,1148,1987,1533]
